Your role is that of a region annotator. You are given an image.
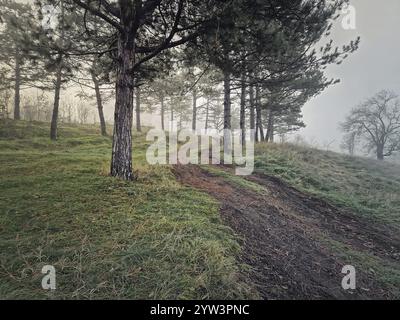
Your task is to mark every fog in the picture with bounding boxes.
[13,0,400,153]
[300,0,400,151]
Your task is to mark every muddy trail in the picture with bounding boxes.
[173,165,400,300]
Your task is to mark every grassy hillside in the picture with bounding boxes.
[0,120,255,299]
[1,120,400,299]
[199,143,400,298]
[254,143,400,227]
[249,143,400,298]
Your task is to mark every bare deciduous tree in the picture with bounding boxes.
[342,90,400,160]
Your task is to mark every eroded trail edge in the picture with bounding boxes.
[173,165,400,300]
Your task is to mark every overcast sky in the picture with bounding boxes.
[300,0,400,150]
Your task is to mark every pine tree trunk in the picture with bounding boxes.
[223,70,232,153]
[50,0,64,140]
[249,85,255,141]
[266,108,274,142]
[50,56,63,141]
[192,89,197,131]
[160,96,165,131]
[255,85,264,142]
[110,38,135,180]
[240,74,246,146]
[91,68,107,136]
[135,86,141,132]
[14,49,21,120]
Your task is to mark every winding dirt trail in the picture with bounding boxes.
[173,165,400,300]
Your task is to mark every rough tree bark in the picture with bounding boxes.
[240,74,246,146]
[266,108,274,142]
[14,49,21,120]
[91,66,107,136]
[223,69,232,157]
[255,85,264,142]
[249,85,255,141]
[50,55,63,141]
[135,85,141,132]
[110,31,135,180]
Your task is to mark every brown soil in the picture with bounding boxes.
[173,165,400,300]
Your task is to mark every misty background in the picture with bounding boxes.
[13,0,400,153]
[301,0,400,151]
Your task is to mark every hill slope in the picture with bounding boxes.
[0,120,255,299]
[1,120,399,299]
[175,142,400,299]
[254,143,400,225]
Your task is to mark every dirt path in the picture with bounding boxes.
[173,165,400,300]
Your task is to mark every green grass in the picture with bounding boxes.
[254,143,400,227]
[0,120,256,299]
[3,119,400,299]
[319,237,400,298]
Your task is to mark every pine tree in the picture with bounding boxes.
[0,0,51,120]
[59,0,229,180]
